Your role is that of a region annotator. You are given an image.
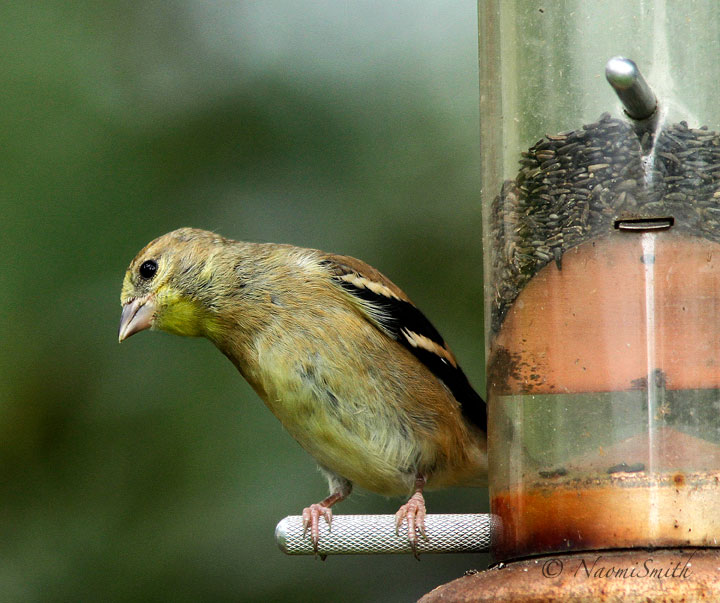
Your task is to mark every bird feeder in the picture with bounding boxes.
[423,2,720,600]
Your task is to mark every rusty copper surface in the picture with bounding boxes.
[493,466,720,559]
[491,236,720,394]
[419,549,720,602]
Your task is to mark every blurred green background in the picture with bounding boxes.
[1,2,488,601]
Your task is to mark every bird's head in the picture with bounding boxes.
[118,228,231,342]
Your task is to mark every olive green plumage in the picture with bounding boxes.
[120,227,487,550]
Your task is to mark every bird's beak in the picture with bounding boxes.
[118,295,156,342]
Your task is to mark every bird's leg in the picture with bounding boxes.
[394,475,428,558]
[301,476,352,552]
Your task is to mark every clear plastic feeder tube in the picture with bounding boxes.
[479,1,720,561]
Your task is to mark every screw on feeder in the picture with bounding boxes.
[605,56,657,121]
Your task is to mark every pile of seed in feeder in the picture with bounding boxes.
[489,112,720,335]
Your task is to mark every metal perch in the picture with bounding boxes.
[605,56,658,121]
[275,514,496,556]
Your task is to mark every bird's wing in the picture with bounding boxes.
[319,253,487,433]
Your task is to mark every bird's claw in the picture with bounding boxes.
[302,503,333,552]
[394,491,427,559]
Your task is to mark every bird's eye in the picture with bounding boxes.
[139,260,158,279]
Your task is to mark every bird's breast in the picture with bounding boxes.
[249,340,424,496]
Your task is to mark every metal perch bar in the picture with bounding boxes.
[605,56,658,121]
[275,514,495,555]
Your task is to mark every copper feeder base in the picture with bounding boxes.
[420,549,719,602]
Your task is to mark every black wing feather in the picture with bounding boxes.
[333,277,487,433]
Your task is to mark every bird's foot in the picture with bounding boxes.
[299,483,350,560]
[395,491,428,559]
[301,503,333,553]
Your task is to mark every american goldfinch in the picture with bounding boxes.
[119,228,487,555]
